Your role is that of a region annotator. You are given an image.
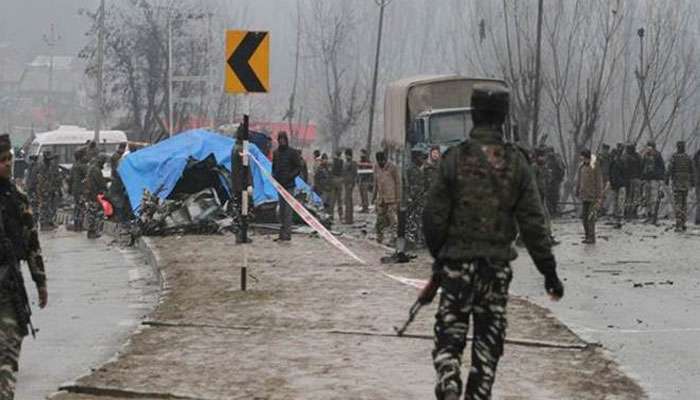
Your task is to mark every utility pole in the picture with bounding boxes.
[168,14,174,137]
[94,0,105,143]
[636,27,654,141]
[531,0,544,147]
[43,24,61,131]
[366,0,392,155]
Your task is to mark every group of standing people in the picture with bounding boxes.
[311,143,442,248]
[572,139,698,245]
[25,141,127,239]
[312,148,363,225]
[601,141,696,233]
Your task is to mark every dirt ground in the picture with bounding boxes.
[50,226,646,400]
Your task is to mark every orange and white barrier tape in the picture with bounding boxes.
[382,273,428,290]
[249,153,366,265]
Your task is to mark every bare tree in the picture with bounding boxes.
[80,0,214,142]
[626,3,698,152]
[304,0,368,153]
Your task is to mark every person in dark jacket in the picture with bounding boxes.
[596,144,611,215]
[640,141,666,222]
[342,149,358,224]
[423,84,563,400]
[272,131,302,241]
[608,148,627,228]
[69,149,88,231]
[621,144,642,219]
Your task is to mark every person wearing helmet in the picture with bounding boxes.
[423,83,564,400]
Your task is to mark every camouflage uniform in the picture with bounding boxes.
[313,159,332,212]
[342,155,358,225]
[329,156,344,222]
[24,160,39,222]
[0,175,47,399]
[358,152,372,213]
[405,160,426,248]
[667,142,695,231]
[69,155,88,231]
[35,157,62,230]
[84,159,107,238]
[423,123,559,400]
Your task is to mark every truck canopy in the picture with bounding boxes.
[382,75,508,149]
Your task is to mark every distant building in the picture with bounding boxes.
[0,48,88,145]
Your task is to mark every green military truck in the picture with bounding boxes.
[382,75,509,257]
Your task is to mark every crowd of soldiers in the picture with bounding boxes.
[23,141,127,239]
[308,144,442,248]
[595,140,697,234]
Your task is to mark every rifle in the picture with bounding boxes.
[394,264,443,337]
[0,202,37,338]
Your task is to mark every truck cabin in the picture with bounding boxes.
[410,107,473,150]
[384,75,508,156]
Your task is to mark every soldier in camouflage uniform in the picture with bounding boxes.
[69,149,88,231]
[84,155,107,239]
[24,156,39,223]
[422,85,563,400]
[35,152,62,231]
[328,152,344,223]
[667,141,695,232]
[0,134,48,399]
[406,147,427,248]
[313,154,332,212]
[358,149,372,213]
[342,149,358,225]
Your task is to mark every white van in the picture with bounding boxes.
[29,125,128,169]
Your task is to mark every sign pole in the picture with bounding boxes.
[224,30,270,291]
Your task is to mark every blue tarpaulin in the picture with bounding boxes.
[118,129,320,214]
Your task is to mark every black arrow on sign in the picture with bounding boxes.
[228,32,267,93]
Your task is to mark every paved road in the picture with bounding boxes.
[15,230,157,400]
[511,220,700,400]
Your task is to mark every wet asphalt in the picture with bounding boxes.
[15,230,157,400]
[511,219,700,400]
